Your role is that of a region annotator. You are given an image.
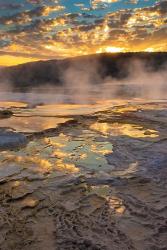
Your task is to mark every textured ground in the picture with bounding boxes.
[0,100,167,250]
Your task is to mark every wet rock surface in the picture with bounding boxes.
[0,100,167,250]
[0,109,13,119]
[0,132,28,150]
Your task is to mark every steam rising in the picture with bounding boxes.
[0,58,167,104]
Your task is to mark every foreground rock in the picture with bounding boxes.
[0,131,28,150]
[0,110,13,118]
[0,101,167,250]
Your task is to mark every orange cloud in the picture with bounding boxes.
[0,0,166,66]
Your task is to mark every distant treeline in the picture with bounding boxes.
[1,52,167,91]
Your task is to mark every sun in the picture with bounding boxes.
[105,46,124,53]
[144,47,155,52]
[96,46,124,53]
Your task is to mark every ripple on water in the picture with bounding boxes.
[90,122,159,138]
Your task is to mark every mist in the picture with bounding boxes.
[0,56,167,104]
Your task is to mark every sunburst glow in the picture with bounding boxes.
[0,0,166,66]
[97,46,125,53]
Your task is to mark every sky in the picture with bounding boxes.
[0,0,166,66]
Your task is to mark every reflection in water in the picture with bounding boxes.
[2,154,52,174]
[89,185,126,215]
[52,150,69,158]
[113,106,138,114]
[91,143,113,155]
[55,159,79,173]
[0,116,72,132]
[89,185,110,197]
[0,100,161,178]
[111,162,139,177]
[33,100,127,116]
[11,180,21,188]
[90,122,159,138]
[113,102,167,114]
[108,196,126,214]
[0,101,27,108]
[0,129,114,175]
[20,196,39,208]
[0,100,122,133]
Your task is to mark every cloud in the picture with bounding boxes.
[0,3,24,10]
[0,0,166,65]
